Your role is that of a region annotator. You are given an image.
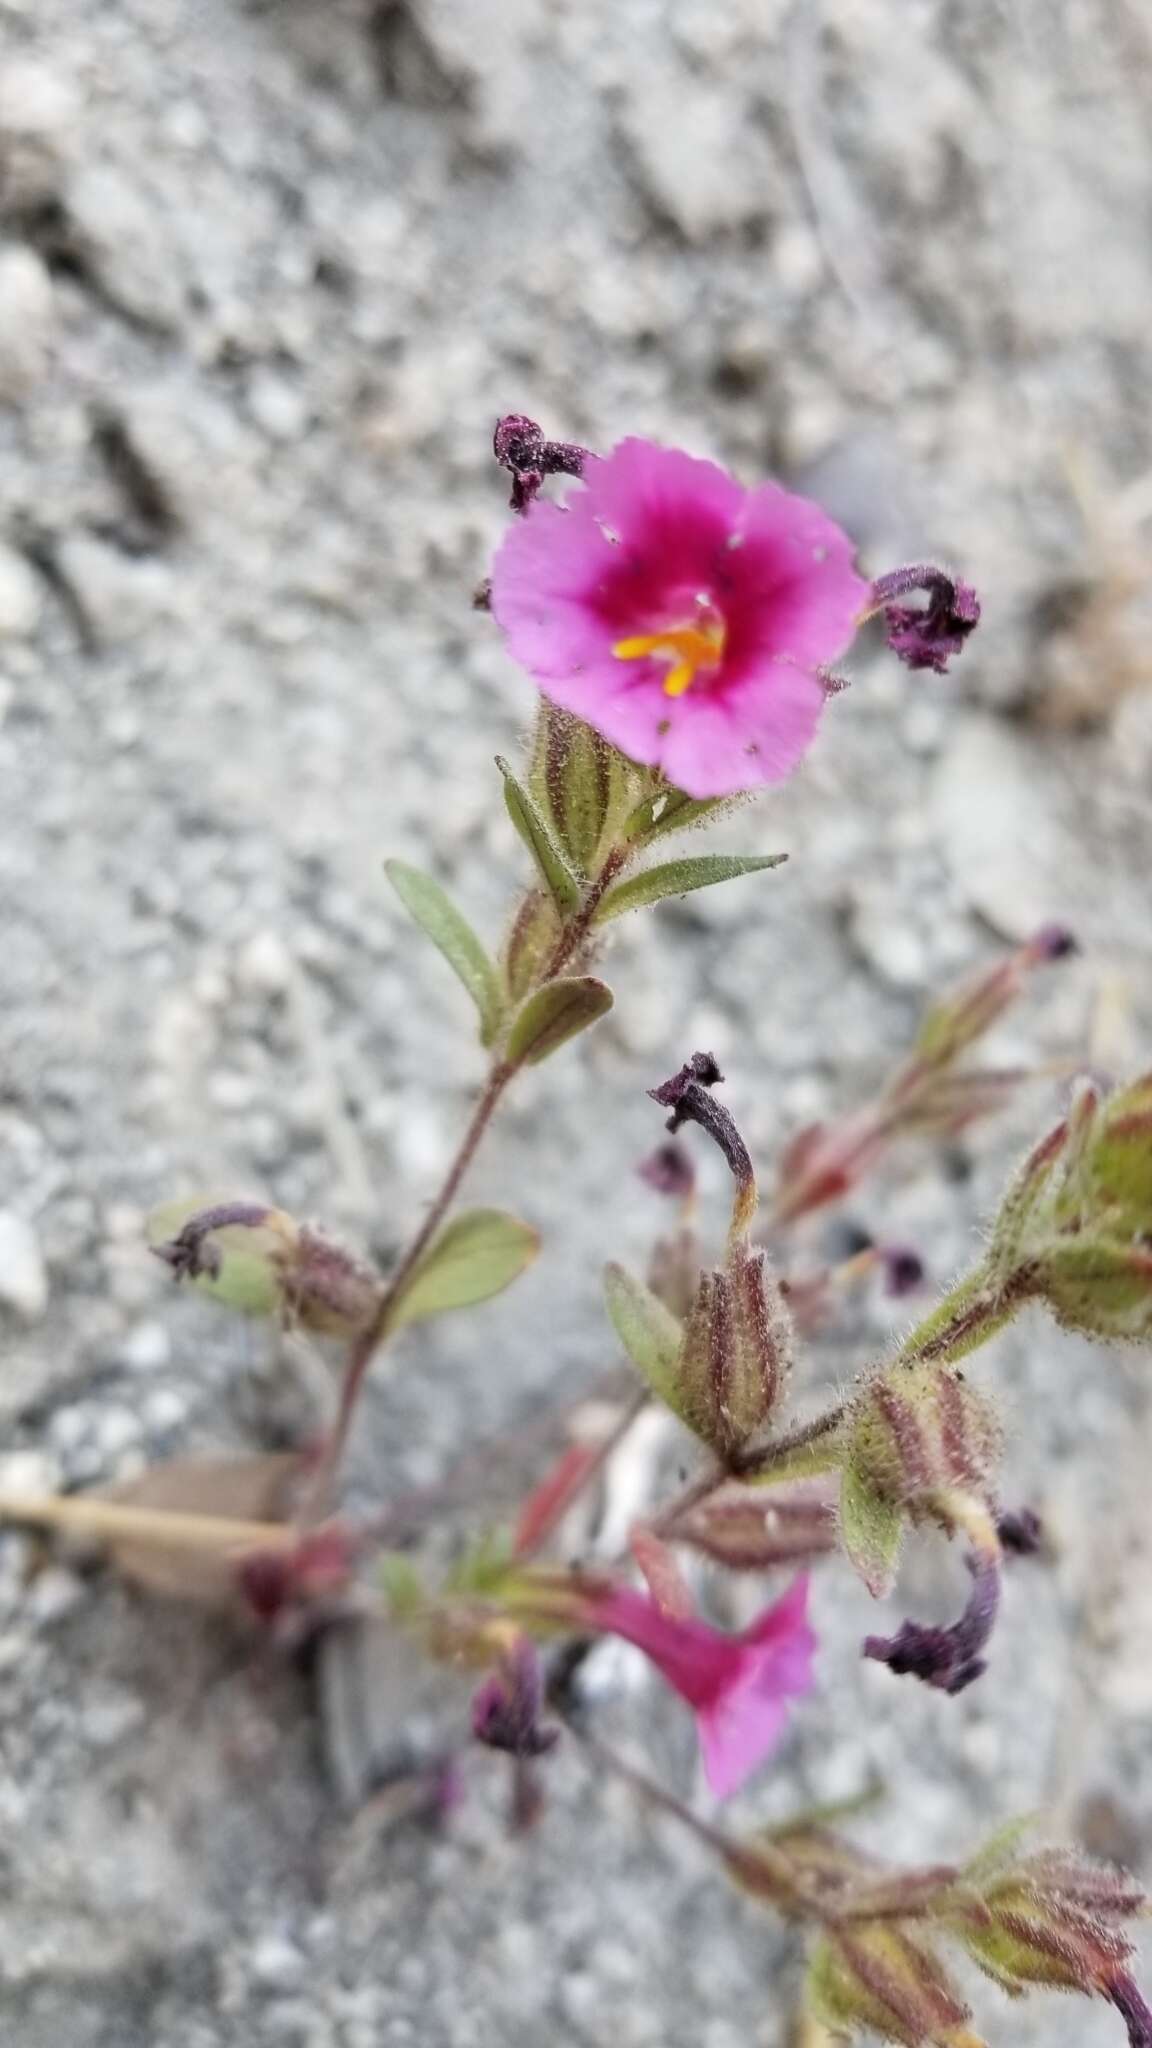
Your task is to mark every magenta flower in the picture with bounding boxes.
[489,438,869,800]
[586,1572,816,1800]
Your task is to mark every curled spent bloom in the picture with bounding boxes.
[582,1573,816,1799]
[871,565,981,674]
[494,413,589,513]
[490,437,869,799]
[864,1541,1000,1695]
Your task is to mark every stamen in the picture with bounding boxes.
[613,615,726,696]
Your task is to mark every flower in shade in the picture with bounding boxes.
[489,438,869,800]
[583,1572,816,1799]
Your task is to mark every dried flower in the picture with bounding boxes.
[490,437,869,799]
[493,413,589,513]
[872,566,981,674]
[471,1636,559,1758]
[638,1140,697,1201]
[864,1543,1000,1695]
[581,1573,816,1799]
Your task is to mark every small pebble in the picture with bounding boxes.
[236,930,293,997]
[0,1211,48,1321]
[27,1566,85,1627]
[0,1450,62,1499]
[120,1320,172,1372]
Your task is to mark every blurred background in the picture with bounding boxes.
[1,0,1151,2041]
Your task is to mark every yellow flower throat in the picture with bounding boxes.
[613,614,727,697]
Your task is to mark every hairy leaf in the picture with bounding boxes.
[497,756,582,911]
[384,860,504,1044]
[603,1262,687,1420]
[839,1458,905,1597]
[392,1208,540,1327]
[506,976,614,1066]
[594,852,786,923]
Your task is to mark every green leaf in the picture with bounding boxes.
[146,1196,295,1319]
[593,852,787,924]
[392,1208,539,1328]
[447,1528,515,1596]
[384,860,504,1046]
[958,1815,1037,1888]
[838,1458,905,1597]
[1036,1235,1152,1342]
[624,784,737,845]
[378,1551,427,1619]
[497,757,582,912]
[603,1262,687,1419]
[506,976,614,1066]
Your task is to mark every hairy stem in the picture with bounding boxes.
[563,1713,832,1920]
[734,1404,848,1481]
[538,844,627,984]
[302,1058,516,1522]
[304,843,630,1525]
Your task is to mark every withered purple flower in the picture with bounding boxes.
[871,564,981,674]
[864,1544,1000,1695]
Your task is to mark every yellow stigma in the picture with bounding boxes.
[613,614,726,697]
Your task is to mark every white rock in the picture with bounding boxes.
[0,59,77,208]
[0,542,41,637]
[0,1449,62,1498]
[0,1211,48,1320]
[249,1931,308,1988]
[140,1386,186,1434]
[66,162,187,330]
[55,533,176,645]
[0,58,79,147]
[0,243,53,395]
[236,930,293,996]
[120,1320,171,1373]
[246,367,308,442]
[93,1406,141,1462]
[26,1565,85,1626]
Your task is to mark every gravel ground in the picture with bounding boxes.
[2,0,1152,2041]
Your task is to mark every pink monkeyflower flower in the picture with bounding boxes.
[585,1571,817,1800]
[488,436,869,800]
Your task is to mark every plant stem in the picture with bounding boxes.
[538,845,627,984]
[302,1057,516,1522]
[0,1492,296,1555]
[562,1712,830,1919]
[303,841,630,1525]
[560,1711,739,1859]
[735,1405,847,1482]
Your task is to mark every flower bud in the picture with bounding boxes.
[678,1245,793,1464]
[149,1198,384,1340]
[531,702,639,876]
[941,1839,1147,2009]
[805,1923,977,2047]
[669,1484,836,1572]
[840,1364,1001,1594]
[983,1071,1152,1341]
